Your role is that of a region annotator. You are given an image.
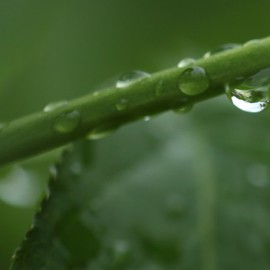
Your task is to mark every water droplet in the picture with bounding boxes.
[116,70,150,88]
[144,116,151,122]
[244,39,261,46]
[155,79,165,97]
[115,98,129,111]
[0,122,7,131]
[43,100,68,112]
[178,66,210,95]
[177,58,195,68]
[173,104,193,114]
[203,43,241,58]
[226,68,270,113]
[87,126,116,140]
[53,110,81,133]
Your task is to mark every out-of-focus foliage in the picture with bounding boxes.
[11,111,270,269]
[1,0,270,269]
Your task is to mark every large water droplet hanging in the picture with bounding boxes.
[53,110,81,133]
[43,100,68,112]
[116,70,150,88]
[226,68,270,113]
[203,43,241,58]
[115,98,129,111]
[87,126,117,140]
[178,66,210,96]
[177,58,195,68]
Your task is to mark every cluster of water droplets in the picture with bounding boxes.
[40,39,266,142]
[226,68,270,113]
[176,38,269,114]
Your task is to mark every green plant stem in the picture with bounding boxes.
[1,37,270,166]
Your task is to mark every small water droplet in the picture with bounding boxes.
[87,126,116,140]
[178,66,210,96]
[115,98,129,111]
[155,79,165,97]
[43,100,68,112]
[0,122,7,131]
[203,43,241,58]
[173,104,193,114]
[226,68,270,113]
[177,58,196,68]
[116,70,150,88]
[53,110,81,133]
[144,116,151,122]
[244,39,261,46]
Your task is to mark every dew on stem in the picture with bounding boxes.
[226,67,270,113]
[177,58,195,68]
[116,71,150,88]
[53,110,81,133]
[178,66,210,96]
[86,126,117,140]
[173,104,193,114]
[115,98,129,111]
[203,43,241,58]
[44,101,68,112]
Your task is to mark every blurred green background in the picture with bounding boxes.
[1,0,270,269]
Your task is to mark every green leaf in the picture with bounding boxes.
[10,109,270,270]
